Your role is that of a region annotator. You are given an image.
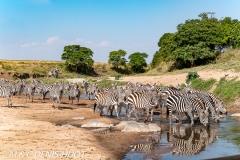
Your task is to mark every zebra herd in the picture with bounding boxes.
[0,78,81,109]
[91,81,227,127]
[0,77,227,127]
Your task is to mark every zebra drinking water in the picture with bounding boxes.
[127,90,161,122]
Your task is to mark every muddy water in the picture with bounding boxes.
[124,114,240,160]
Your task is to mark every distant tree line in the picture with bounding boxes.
[151,12,240,68]
[61,12,240,74]
[61,46,149,74]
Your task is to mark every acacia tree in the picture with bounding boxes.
[128,52,148,73]
[61,45,94,73]
[108,49,127,72]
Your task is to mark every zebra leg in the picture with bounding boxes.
[51,97,55,109]
[187,109,194,126]
[114,104,119,118]
[150,108,154,123]
[127,107,133,120]
[144,108,150,122]
[133,109,139,122]
[57,97,61,109]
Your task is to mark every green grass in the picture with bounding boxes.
[188,78,216,91]
[213,77,240,102]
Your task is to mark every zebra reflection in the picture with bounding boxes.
[130,135,161,154]
[168,124,218,156]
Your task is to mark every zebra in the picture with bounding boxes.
[93,88,124,118]
[66,83,81,105]
[0,85,15,107]
[49,82,64,109]
[81,80,89,96]
[14,79,26,98]
[86,83,98,100]
[169,92,210,127]
[24,80,36,103]
[166,94,195,126]
[103,83,117,92]
[130,136,160,154]
[47,67,59,78]
[34,80,54,100]
[183,83,227,121]
[127,91,161,122]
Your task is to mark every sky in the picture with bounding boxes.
[1,0,240,63]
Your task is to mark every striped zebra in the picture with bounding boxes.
[130,136,160,154]
[0,85,15,107]
[65,83,81,105]
[166,93,209,127]
[103,83,117,92]
[127,91,161,122]
[33,79,53,100]
[49,82,64,109]
[14,79,26,98]
[183,83,227,121]
[81,80,89,96]
[24,80,36,103]
[47,67,59,78]
[86,83,98,100]
[93,88,124,118]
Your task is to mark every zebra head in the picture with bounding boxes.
[215,99,227,114]
[183,82,192,93]
[199,107,210,128]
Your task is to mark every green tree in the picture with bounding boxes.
[108,49,127,72]
[151,33,176,68]
[61,45,94,73]
[230,21,240,48]
[128,52,148,73]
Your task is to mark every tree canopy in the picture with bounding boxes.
[128,52,148,73]
[108,49,127,72]
[61,45,94,73]
[151,12,240,68]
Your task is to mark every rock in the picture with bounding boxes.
[114,121,161,132]
[60,124,76,128]
[72,116,85,120]
[81,120,113,128]
[231,113,240,117]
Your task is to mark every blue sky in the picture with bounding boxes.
[1,0,240,63]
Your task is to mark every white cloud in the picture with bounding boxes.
[99,40,111,47]
[20,42,38,47]
[46,36,59,44]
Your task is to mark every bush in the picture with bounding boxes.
[113,74,122,80]
[186,71,200,82]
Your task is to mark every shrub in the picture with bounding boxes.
[186,71,200,82]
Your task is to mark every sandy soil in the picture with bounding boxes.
[0,71,240,160]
